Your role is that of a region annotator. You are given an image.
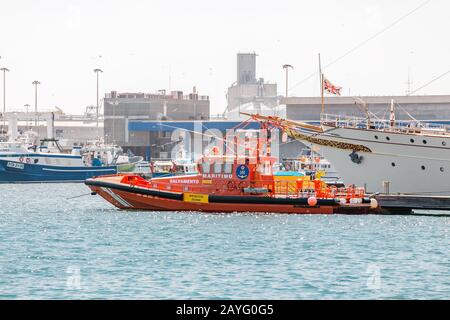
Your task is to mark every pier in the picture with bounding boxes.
[375,194,450,216]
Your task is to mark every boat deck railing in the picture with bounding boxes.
[125,175,365,200]
[320,113,450,135]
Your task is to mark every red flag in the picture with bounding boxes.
[323,76,342,96]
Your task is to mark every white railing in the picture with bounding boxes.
[320,113,450,135]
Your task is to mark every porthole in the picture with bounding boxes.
[442,141,447,146]
[410,138,415,143]
[391,162,396,167]
[440,167,444,172]
[423,140,427,144]
[421,165,426,170]
[386,136,390,141]
[374,135,379,140]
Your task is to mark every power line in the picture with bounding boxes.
[407,69,450,95]
[288,0,433,92]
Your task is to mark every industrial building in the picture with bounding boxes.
[1,109,102,148]
[225,53,281,120]
[283,95,450,121]
[103,89,210,157]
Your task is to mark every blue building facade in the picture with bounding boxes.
[127,120,264,160]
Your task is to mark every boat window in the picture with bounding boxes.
[391,162,395,167]
[386,136,390,141]
[410,138,415,143]
[422,140,427,144]
[440,167,444,172]
[223,163,232,173]
[202,162,211,173]
[421,165,426,170]
[374,135,378,140]
[442,141,447,146]
[214,163,222,173]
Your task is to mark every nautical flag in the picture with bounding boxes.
[323,76,342,96]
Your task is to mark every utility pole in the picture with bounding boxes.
[32,81,40,130]
[282,64,293,97]
[93,68,103,139]
[1,67,9,136]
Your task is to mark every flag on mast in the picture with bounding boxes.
[323,76,342,96]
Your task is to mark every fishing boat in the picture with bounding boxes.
[86,127,378,214]
[0,137,118,183]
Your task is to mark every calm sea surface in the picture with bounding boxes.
[0,183,449,299]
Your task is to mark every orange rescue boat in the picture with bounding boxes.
[85,154,378,215]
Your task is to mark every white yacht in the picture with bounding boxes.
[247,106,450,195]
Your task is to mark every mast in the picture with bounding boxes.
[318,53,324,120]
[389,99,395,129]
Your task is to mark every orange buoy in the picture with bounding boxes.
[307,196,317,206]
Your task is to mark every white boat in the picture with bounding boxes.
[149,158,198,177]
[135,161,151,174]
[247,106,450,195]
[80,138,143,172]
[279,148,343,185]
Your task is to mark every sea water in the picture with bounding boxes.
[0,183,449,299]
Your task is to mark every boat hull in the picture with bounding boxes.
[85,178,372,215]
[0,159,118,183]
[316,144,450,195]
[289,126,450,195]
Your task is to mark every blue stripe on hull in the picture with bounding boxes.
[0,159,117,183]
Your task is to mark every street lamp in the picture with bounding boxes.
[282,64,293,97]
[93,68,103,138]
[1,67,10,135]
[32,80,40,130]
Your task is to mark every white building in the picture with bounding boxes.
[225,53,281,120]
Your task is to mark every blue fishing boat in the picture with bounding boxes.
[0,157,117,183]
[0,139,117,183]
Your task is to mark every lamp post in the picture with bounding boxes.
[93,68,103,138]
[282,64,293,97]
[32,81,40,130]
[1,67,9,135]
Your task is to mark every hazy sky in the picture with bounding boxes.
[0,0,449,115]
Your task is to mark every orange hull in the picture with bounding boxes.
[85,176,373,215]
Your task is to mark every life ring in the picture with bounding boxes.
[227,181,236,191]
[19,156,24,163]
